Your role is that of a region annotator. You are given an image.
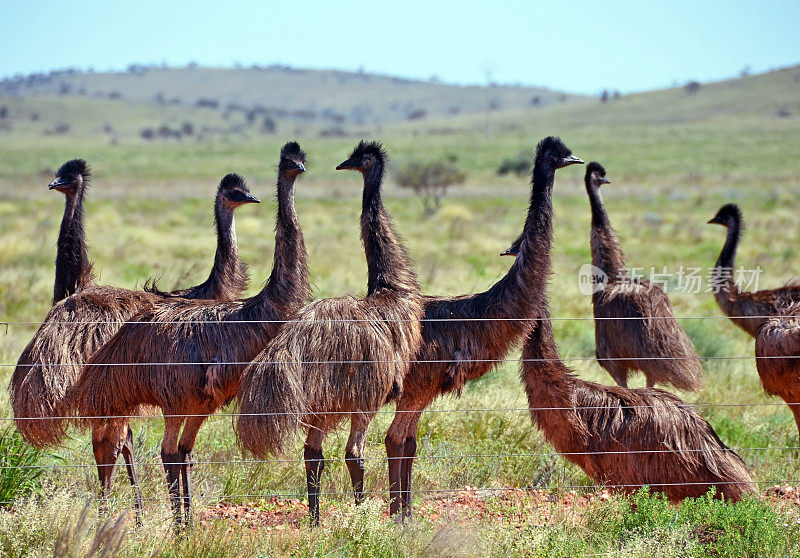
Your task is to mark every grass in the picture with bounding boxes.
[0,64,799,555]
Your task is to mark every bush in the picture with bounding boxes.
[496,151,532,177]
[0,427,45,505]
[395,157,466,215]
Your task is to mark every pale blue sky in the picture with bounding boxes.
[1,0,798,94]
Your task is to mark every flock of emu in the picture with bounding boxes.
[9,136,800,530]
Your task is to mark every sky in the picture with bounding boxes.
[1,0,798,94]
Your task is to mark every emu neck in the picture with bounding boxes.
[205,198,245,299]
[53,189,90,304]
[255,171,309,315]
[712,222,742,301]
[477,160,556,323]
[587,185,625,280]
[361,164,420,296]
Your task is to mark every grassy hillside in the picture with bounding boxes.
[0,65,581,125]
[1,64,800,555]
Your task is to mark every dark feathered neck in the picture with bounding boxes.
[711,217,743,298]
[53,187,90,304]
[202,195,247,300]
[254,168,310,314]
[586,183,625,279]
[360,163,420,295]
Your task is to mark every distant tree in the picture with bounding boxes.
[530,95,540,106]
[108,91,122,100]
[447,106,461,115]
[261,117,276,133]
[154,92,166,105]
[318,127,345,137]
[613,90,621,100]
[395,157,466,215]
[740,65,751,78]
[140,128,154,140]
[53,123,70,135]
[600,89,609,103]
[407,108,427,120]
[30,112,39,121]
[195,98,219,109]
[0,106,7,120]
[58,82,71,95]
[181,122,194,135]
[102,123,114,134]
[777,106,791,118]
[684,80,701,94]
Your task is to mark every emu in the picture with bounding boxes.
[383,136,582,519]
[521,308,756,502]
[576,162,700,390]
[75,143,309,529]
[754,306,800,439]
[237,141,424,526]
[709,203,800,337]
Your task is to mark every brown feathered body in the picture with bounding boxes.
[588,173,701,391]
[11,283,156,447]
[754,306,800,438]
[238,147,423,458]
[710,204,800,338]
[76,165,308,436]
[522,311,756,501]
[11,177,256,448]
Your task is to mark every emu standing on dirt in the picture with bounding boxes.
[521,307,756,502]
[581,162,701,390]
[383,136,583,519]
[237,141,424,526]
[10,168,260,513]
[709,203,800,337]
[49,159,92,303]
[76,143,309,529]
[753,307,800,439]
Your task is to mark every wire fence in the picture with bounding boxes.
[3,312,800,520]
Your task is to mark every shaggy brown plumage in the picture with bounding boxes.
[145,173,259,302]
[49,159,92,304]
[10,168,263,516]
[75,143,309,529]
[754,305,800,439]
[383,136,583,518]
[709,203,800,337]
[522,308,756,502]
[237,140,424,526]
[584,162,701,390]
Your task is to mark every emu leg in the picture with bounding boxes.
[400,436,417,519]
[176,416,206,530]
[345,418,367,505]
[304,445,325,526]
[119,426,144,520]
[92,437,120,514]
[789,402,800,443]
[385,437,404,517]
[161,417,184,532]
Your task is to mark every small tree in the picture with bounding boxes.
[395,157,466,215]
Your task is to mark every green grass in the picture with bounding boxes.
[0,64,799,555]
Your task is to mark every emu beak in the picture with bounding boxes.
[48,177,69,189]
[601,177,611,185]
[336,157,359,171]
[560,155,584,168]
[243,193,261,204]
[500,247,517,257]
[707,218,720,225]
[296,162,306,173]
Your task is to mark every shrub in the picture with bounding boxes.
[395,157,466,215]
[496,151,532,177]
[0,427,45,505]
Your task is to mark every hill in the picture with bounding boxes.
[0,64,582,125]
